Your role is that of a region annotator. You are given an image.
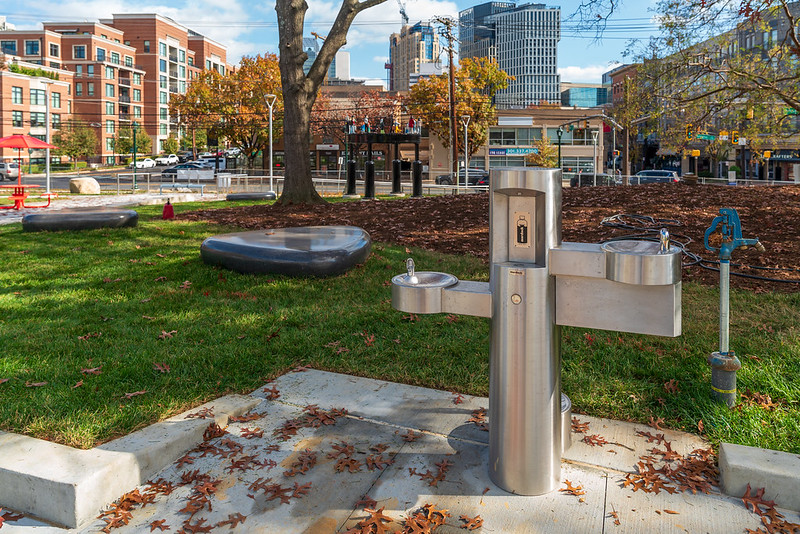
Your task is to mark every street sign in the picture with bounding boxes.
[696,134,716,141]
[785,107,799,115]
[738,137,747,146]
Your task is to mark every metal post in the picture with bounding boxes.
[44,81,52,194]
[391,142,402,195]
[592,129,599,186]
[132,121,137,190]
[365,141,375,199]
[265,93,277,194]
[461,115,470,188]
[556,127,563,169]
[412,141,422,198]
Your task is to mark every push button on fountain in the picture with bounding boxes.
[511,294,522,305]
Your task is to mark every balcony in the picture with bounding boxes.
[119,113,130,121]
[169,55,178,63]
[119,77,130,86]
[119,95,131,103]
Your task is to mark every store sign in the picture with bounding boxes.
[488,148,538,156]
[316,144,340,150]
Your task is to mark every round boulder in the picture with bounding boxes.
[69,177,101,195]
[23,208,138,232]
[201,226,371,277]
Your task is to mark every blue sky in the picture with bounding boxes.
[5,0,660,85]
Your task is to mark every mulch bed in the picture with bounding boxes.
[180,183,800,293]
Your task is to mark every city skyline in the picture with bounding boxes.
[3,0,662,86]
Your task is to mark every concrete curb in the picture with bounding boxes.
[0,394,260,529]
[719,442,800,512]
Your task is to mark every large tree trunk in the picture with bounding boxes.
[275,0,387,205]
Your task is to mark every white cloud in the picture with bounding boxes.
[373,56,389,63]
[558,62,621,83]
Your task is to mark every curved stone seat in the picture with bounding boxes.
[22,208,139,232]
[201,226,371,277]
[226,192,277,201]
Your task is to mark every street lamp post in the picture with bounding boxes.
[592,129,599,187]
[132,121,138,190]
[264,93,277,195]
[556,127,563,170]
[44,80,52,194]
[461,115,470,188]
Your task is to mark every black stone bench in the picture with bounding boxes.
[200,226,371,277]
[225,192,277,201]
[22,208,139,232]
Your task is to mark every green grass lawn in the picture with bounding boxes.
[1,200,798,453]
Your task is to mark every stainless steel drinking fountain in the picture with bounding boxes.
[391,168,682,496]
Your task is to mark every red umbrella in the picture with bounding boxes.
[0,134,58,186]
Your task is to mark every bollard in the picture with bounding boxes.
[708,351,742,408]
[364,160,375,199]
[345,159,357,197]
[412,161,422,198]
[391,159,402,195]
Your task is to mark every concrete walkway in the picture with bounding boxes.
[2,370,794,533]
[0,192,223,226]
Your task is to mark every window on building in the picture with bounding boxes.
[160,59,167,73]
[489,128,518,145]
[87,82,95,96]
[73,45,86,59]
[76,83,83,96]
[25,40,40,55]
[104,66,114,79]
[49,43,59,57]
[124,40,130,46]
[159,91,167,104]
[106,120,115,133]
[179,49,185,63]
[159,75,167,89]
[30,89,46,105]
[178,80,186,93]
[159,42,167,56]
[30,112,46,126]
[51,92,61,108]
[160,123,168,135]
[111,51,120,64]
[160,108,168,120]
[1,40,16,55]
[106,138,114,151]
[125,55,133,67]
[12,86,23,104]
[12,111,23,128]
[219,65,225,75]
[134,106,142,118]
[75,64,83,77]
[133,88,141,101]
[87,65,94,77]
[188,56,194,67]
[52,114,61,128]
[143,40,150,53]
[96,47,106,61]
[206,59,211,69]
[105,102,114,115]
[133,73,142,85]
[179,65,186,78]
[105,83,115,97]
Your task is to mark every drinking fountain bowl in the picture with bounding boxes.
[602,240,682,286]
[391,271,459,314]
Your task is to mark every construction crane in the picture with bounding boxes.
[396,0,409,26]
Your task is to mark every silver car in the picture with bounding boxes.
[632,170,680,184]
[0,162,20,181]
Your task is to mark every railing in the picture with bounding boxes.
[118,95,131,103]
[119,77,131,86]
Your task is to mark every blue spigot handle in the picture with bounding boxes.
[703,208,760,261]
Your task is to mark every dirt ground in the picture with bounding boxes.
[180,183,800,293]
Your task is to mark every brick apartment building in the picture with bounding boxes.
[0,30,73,166]
[1,14,228,165]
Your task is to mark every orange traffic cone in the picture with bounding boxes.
[162,199,175,220]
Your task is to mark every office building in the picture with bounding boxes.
[459,2,561,108]
[560,82,609,107]
[388,22,442,91]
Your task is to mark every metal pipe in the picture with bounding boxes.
[720,260,730,354]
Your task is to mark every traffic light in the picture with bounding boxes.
[731,130,739,144]
[763,150,771,159]
[685,124,694,141]
[612,150,620,157]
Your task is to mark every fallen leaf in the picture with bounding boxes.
[123,390,147,399]
[664,509,679,514]
[663,379,680,394]
[153,362,170,373]
[460,514,484,530]
[72,380,84,388]
[25,381,47,388]
[697,419,704,433]
[149,519,169,531]
[81,366,103,375]
[159,330,177,340]
[0,379,9,385]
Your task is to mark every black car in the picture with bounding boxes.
[569,173,616,187]
[435,168,489,186]
[177,152,194,163]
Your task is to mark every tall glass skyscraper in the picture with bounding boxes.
[459,2,561,108]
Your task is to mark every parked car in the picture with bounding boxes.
[435,168,489,186]
[224,147,241,157]
[155,154,178,166]
[129,158,156,169]
[191,159,217,168]
[631,170,680,184]
[570,173,616,187]
[161,162,209,176]
[177,152,194,163]
[0,162,20,181]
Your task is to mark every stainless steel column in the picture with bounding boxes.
[488,168,562,495]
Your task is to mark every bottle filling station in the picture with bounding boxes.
[391,168,683,495]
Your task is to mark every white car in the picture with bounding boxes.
[155,154,178,166]
[129,158,156,169]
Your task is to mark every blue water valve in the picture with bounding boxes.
[703,208,762,261]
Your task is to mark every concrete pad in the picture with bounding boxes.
[604,470,765,533]
[0,395,259,528]
[719,442,800,512]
